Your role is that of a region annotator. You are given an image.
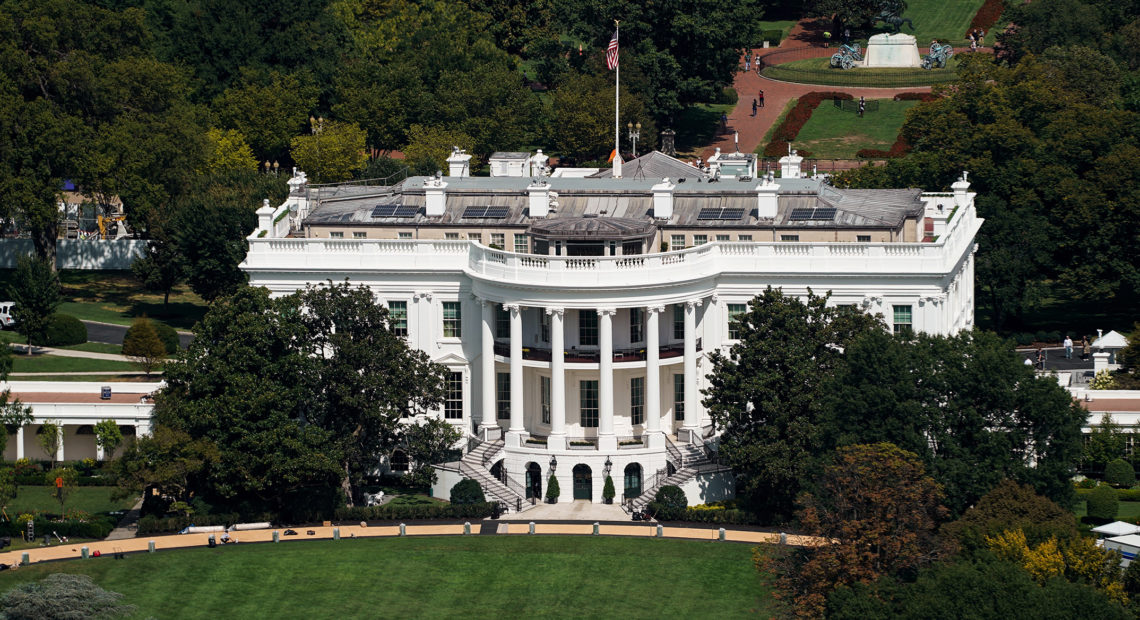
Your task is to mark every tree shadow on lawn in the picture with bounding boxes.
[675,105,732,154]
[58,270,206,330]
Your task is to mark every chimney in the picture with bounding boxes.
[707,147,722,176]
[951,171,971,208]
[529,150,549,177]
[256,198,275,234]
[652,178,675,219]
[779,149,803,179]
[612,152,623,178]
[756,174,779,219]
[528,179,551,218]
[424,175,448,216]
[446,147,471,177]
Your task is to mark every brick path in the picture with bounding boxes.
[700,19,986,160]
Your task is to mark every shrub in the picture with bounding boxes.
[1090,369,1117,390]
[1076,477,1099,489]
[1034,330,1050,344]
[649,485,688,520]
[1014,332,1035,346]
[1106,459,1136,487]
[602,475,615,503]
[153,321,180,354]
[763,91,853,158]
[1086,485,1119,521]
[760,29,784,46]
[42,313,86,346]
[944,480,1079,552]
[716,87,738,106]
[0,574,135,619]
[856,134,910,159]
[546,474,560,502]
[449,479,485,505]
[334,501,497,522]
[893,92,938,102]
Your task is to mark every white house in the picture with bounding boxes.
[240,151,982,511]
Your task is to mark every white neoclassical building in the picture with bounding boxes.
[241,149,982,511]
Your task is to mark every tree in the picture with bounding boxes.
[1087,484,1120,521]
[775,443,947,619]
[131,228,183,309]
[702,287,881,520]
[807,0,907,30]
[36,421,62,469]
[401,125,476,172]
[93,420,124,461]
[46,466,77,516]
[450,479,485,505]
[202,128,258,174]
[942,480,1079,553]
[823,329,1087,515]
[603,475,615,504]
[112,426,218,508]
[293,281,447,505]
[1086,413,1128,471]
[212,70,320,163]
[1105,458,1136,487]
[400,418,462,487]
[546,474,560,503]
[0,574,135,620]
[0,344,34,457]
[122,318,168,376]
[544,72,654,164]
[10,255,62,353]
[290,119,368,183]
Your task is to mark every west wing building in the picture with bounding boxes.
[241,150,981,511]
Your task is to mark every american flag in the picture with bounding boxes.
[606,29,619,70]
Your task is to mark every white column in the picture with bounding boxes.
[507,304,526,441]
[56,426,65,462]
[547,307,566,450]
[598,308,616,450]
[15,426,24,460]
[480,300,497,435]
[645,305,664,448]
[96,444,105,461]
[683,299,701,434]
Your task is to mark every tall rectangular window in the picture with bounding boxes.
[540,311,551,343]
[541,376,551,424]
[445,372,463,419]
[673,305,685,340]
[496,372,511,419]
[671,234,685,250]
[388,301,408,338]
[442,302,462,338]
[630,377,645,426]
[629,308,644,343]
[496,306,510,340]
[579,310,598,346]
[893,305,913,335]
[728,303,747,339]
[580,380,599,428]
[491,233,505,249]
[514,234,529,253]
[674,374,685,421]
[693,234,708,246]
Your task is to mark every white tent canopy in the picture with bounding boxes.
[1092,521,1140,537]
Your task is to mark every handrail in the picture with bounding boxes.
[482,439,503,468]
[664,436,682,471]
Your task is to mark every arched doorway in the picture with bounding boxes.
[525,462,542,500]
[572,464,592,500]
[490,459,505,483]
[624,463,642,501]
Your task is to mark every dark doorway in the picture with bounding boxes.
[526,462,542,500]
[490,459,505,483]
[572,464,593,500]
[624,463,642,500]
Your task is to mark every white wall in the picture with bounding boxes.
[0,239,146,270]
[680,470,736,506]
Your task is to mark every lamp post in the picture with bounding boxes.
[604,456,612,477]
[627,122,641,158]
[272,161,279,176]
[550,455,557,473]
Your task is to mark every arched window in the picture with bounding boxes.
[390,451,410,472]
[525,462,542,500]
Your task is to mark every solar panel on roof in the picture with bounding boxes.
[697,207,746,220]
[371,204,419,218]
[462,206,510,219]
[811,208,836,220]
[789,207,836,221]
[789,208,814,221]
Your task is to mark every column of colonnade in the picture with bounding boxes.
[478,298,707,450]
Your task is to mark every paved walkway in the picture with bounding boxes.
[0,522,820,567]
[10,343,131,362]
[500,500,627,521]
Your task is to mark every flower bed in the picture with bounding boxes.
[762,91,854,158]
[969,0,1004,33]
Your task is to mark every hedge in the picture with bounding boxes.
[893,92,938,103]
[0,517,115,539]
[137,512,248,535]
[652,507,761,525]
[43,313,87,346]
[1087,485,1119,521]
[969,0,1005,34]
[762,92,853,158]
[153,321,180,354]
[334,501,497,521]
[1076,486,1140,502]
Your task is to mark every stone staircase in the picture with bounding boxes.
[628,440,714,512]
[458,439,530,513]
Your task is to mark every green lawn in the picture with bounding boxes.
[10,486,135,517]
[58,342,123,355]
[8,353,141,374]
[756,19,797,45]
[793,99,918,159]
[674,102,736,155]
[762,55,959,88]
[1075,500,1140,521]
[2,374,155,382]
[895,0,986,46]
[0,537,773,618]
[759,98,799,148]
[54,270,206,330]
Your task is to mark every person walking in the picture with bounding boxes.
[823,30,831,48]
[1064,335,1073,359]
[858,96,865,117]
[752,98,758,116]
[1036,347,1046,370]
[1082,336,1091,361]
[758,90,765,107]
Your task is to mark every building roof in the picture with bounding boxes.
[591,151,709,182]
[1092,521,1140,536]
[1093,330,1130,349]
[528,216,655,239]
[490,152,530,160]
[303,173,924,231]
[1106,534,1140,548]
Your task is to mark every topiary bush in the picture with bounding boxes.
[649,485,688,520]
[1086,484,1119,522]
[546,474,560,503]
[42,313,86,346]
[449,479,485,505]
[602,475,615,504]
[152,321,180,354]
[1105,459,1136,487]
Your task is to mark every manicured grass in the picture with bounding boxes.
[895,0,986,46]
[763,55,958,87]
[675,102,736,155]
[0,536,773,618]
[1075,500,1140,521]
[759,98,798,148]
[58,342,123,355]
[793,99,918,159]
[8,353,140,374]
[755,19,797,45]
[53,270,207,330]
[4,374,154,382]
[10,486,136,517]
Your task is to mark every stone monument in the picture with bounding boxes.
[862,33,921,68]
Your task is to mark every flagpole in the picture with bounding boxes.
[614,20,621,178]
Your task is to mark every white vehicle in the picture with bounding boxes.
[0,302,15,330]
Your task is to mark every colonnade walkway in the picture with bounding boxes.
[2,521,820,567]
